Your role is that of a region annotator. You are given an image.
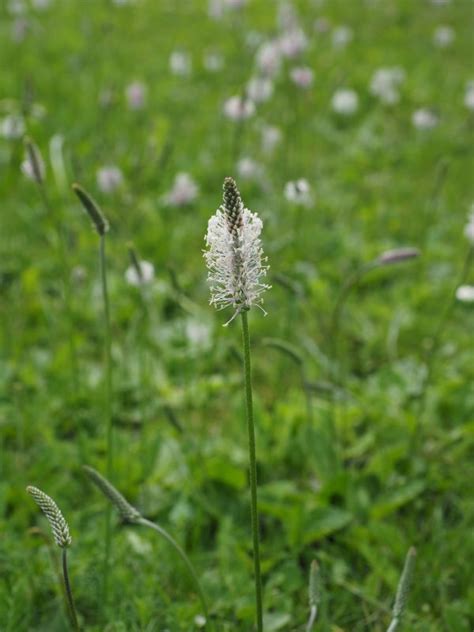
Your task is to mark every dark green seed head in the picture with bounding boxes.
[72,183,109,235]
[222,177,244,236]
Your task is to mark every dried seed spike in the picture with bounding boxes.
[72,183,109,235]
[27,486,72,548]
[24,136,45,184]
[83,465,141,523]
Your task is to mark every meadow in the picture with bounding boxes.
[1,0,473,630]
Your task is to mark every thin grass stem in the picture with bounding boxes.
[37,182,79,393]
[240,310,263,632]
[99,233,113,606]
[62,548,80,631]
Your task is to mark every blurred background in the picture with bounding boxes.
[1,0,473,630]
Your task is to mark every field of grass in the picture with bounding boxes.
[1,0,473,630]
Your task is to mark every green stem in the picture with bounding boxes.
[62,548,80,631]
[305,605,317,632]
[137,518,210,626]
[240,310,263,632]
[38,184,79,393]
[386,618,399,632]
[99,234,113,606]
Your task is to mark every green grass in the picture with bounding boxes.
[1,0,473,630]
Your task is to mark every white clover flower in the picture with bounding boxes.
[261,124,282,154]
[464,207,474,243]
[223,96,255,121]
[31,0,52,9]
[169,50,192,76]
[97,165,123,193]
[204,177,270,324]
[433,25,455,48]
[331,88,359,115]
[125,81,147,110]
[164,172,199,206]
[224,0,247,8]
[255,40,282,77]
[284,178,312,206]
[203,52,224,72]
[290,66,314,89]
[1,114,25,139]
[208,0,224,19]
[246,76,273,103]
[464,83,474,111]
[7,0,26,15]
[369,67,405,105]
[455,285,474,303]
[279,28,308,58]
[125,260,154,287]
[194,614,207,628]
[11,17,29,43]
[412,108,438,130]
[277,2,299,32]
[332,25,353,49]
[237,157,264,181]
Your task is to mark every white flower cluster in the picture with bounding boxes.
[464,206,474,244]
[164,173,199,206]
[125,260,155,287]
[125,81,147,110]
[369,67,405,105]
[223,96,255,121]
[412,108,438,130]
[332,88,359,115]
[464,81,474,111]
[284,178,311,206]
[97,165,123,193]
[204,178,270,324]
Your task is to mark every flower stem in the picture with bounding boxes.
[137,517,210,626]
[240,310,263,632]
[62,548,80,631]
[99,234,113,606]
[38,183,79,394]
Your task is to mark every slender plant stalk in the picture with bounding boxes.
[137,518,210,623]
[99,233,114,606]
[36,178,79,393]
[240,310,263,632]
[62,548,80,631]
[83,465,211,628]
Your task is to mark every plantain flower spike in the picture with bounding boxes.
[27,486,72,548]
[204,177,270,325]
